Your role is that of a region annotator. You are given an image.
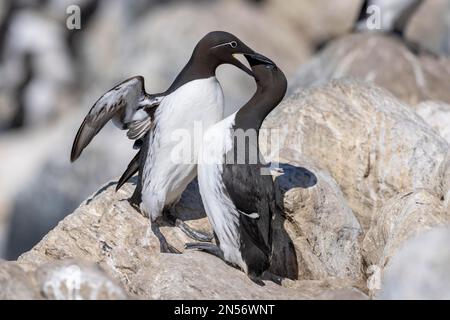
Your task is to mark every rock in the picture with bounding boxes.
[261,79,449,229]
[290,34,450,106]
[15,167,364,299]
[415,101,450,144]
[126,250,365,300]
[0,258,128,300]
[0,261,40,300]
[36,260,128,300]
[270,149,363,281]
[434,152,450,215]
[362,189,448,296]
[407,0,450,56]
[378,227,450,299]
[263,0,360,45]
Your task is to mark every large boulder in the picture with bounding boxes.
[290,34,450,106]
[0,261,40,300]
[362,189,449,295]
[14,163,365,299]
[0,259,127,300]
[270,150,363,281]
[261,79,449,229]
[35,260,127,300]
[407,0,450,56]
[415,101,450,144]
[263,0,360,45]
[378,227,450,299]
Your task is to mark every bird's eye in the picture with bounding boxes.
[229,41,237,48]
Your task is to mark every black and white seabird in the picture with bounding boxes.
[71,31,265,253]
[355,0,423,38]
[185,53,287,280]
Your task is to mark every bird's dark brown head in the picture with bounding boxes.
[245,53,287,103]
[192,31,260,77]
[233,53,287,132]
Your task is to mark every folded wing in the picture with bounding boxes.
[70,76,161,162]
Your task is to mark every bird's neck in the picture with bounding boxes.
[235,87,279,133]
[165,53,218,94]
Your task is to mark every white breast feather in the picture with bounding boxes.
[141,77,224,221]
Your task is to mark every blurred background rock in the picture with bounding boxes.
[0,0,449,261]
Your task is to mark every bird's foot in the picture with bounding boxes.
[159,239,181,254]
[151,221,180,254]
[127,197,148,218]
[248,275,265,286]
[166,213,213,242]
[176,219,214,242]
[185,242,224,260]
[261,271,283,285]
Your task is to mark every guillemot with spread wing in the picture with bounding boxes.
[185,53,287,280]
[71,31,265,253]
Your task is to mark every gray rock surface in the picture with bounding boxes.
[407,0,450,55]
[36,260,127,300]
[416,101,450,144]
[362,189,449,296]
[378,227,450,299]
[0,259,127,300]
[271,150,363,280]
[262,79,449,230]
[290,34,450,106]
[263,0,360,45]
[0,261,40,300]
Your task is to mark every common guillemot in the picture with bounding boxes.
[185,53,287,280]
[71,31,265,253]
[355,0,423,38]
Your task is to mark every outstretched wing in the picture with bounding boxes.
[70,76,160,162]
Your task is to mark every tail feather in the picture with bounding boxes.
[116,150,141,191]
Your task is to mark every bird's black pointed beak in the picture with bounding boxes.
[229,53,255,77]
[244,52,276,67]
[225,41,257,77]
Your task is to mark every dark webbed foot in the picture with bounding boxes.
[128,198,147,217]
[185,242,225,260]
[166,212,214,242]
[151,221,180,254]
[175,219,214,242]
[249,275,265,286]
[261,271,282,285]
